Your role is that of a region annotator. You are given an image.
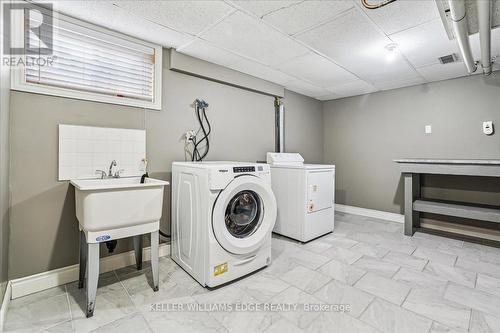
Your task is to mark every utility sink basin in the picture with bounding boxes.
[71,177,169,233]
[71,176,168,318]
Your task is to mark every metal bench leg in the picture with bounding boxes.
[150,230,159,292]
[86,243,99,318]
[78,231,87,289]
[404,173,420,236]
[133,235,143,270]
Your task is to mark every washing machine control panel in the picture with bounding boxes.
[233,166,256,173]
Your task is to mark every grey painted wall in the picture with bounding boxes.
[8,50,322,279]
[323,73,500,217]
[0,1,10,302]
[283,90,323,163]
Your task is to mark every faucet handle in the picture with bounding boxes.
[114,169,125,178]
[95,170,106,179]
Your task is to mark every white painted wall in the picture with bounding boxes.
[0,0,12,305]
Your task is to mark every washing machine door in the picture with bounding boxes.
[212,175,277,254]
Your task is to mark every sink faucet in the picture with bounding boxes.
[108,160,117,177]
[107,160,125,178]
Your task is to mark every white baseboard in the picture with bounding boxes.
[0,281,12,333]
[335,204,404,224]
[10,243,170,300]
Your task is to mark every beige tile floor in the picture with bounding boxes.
[6,212,500,333]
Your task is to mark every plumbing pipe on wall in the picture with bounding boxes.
[448,0,477,73]
[274,97,284,153]
[477,0,492,75]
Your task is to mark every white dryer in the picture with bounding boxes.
[267,153,335,242]
[171,161,277,287]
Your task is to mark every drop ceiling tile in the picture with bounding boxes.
[230,0,302,18]
[370,73,426,91]
[327,80,378,97]
[277,53,358,87]
[358,0,440,35]
[200,11,309,66]
[285,79,330,98]
[228,59,295,85]
[45,1,192,47]
[296,9,419,81]
[177,39,243,67]
[391,18,458,68]
[113,0,235,35]
[470,26,500,61]
[262,0,354,35]
[416,62,469,82]
[316,92,343,101]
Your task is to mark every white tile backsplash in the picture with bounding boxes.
[58,124,146,181]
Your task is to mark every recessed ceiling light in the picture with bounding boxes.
[384,43,398,62]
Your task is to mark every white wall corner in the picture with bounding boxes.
[335,204,404,224]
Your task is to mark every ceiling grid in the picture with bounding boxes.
[43,0,499,100]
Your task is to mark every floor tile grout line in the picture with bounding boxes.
[140,312,155,333]
[399,284,413,307]
[312,257,334,272]
[453,255,459,267]
[467,308,473,333]
[420,259,430,272]
[390,266,402,279]
[277,262,332,294]
[351,270,368,286]
[380,249,391,260]
[400,294,471,333]
[37,319,72,333]
[356,296,375,319]
[114,270,139,312]
[419,259,431,272]
[64,284,76,332]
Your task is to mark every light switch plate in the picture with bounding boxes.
[425,125,432,134]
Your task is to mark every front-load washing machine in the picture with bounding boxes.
[171,161,277,287]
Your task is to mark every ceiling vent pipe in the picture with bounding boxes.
[448,0,477,74]
[477,0,492,75]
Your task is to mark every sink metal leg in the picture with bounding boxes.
[78,231,87,289]
[133,235,143,270]
[150,230,159,292]
[86,243,99,318]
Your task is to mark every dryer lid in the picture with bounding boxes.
[266,152,304,166]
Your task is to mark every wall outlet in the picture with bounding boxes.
[483,121,494,135]
[425,125,432,134]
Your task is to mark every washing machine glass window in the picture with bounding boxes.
[212,175,276,255]
[225,190,262,238]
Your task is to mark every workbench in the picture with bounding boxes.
[395,159,500,236]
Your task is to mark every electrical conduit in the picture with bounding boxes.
[477,0,492,75]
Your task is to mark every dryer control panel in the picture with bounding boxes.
[233,166,256,173]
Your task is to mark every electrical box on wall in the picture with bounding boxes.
[483,121,494,135]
